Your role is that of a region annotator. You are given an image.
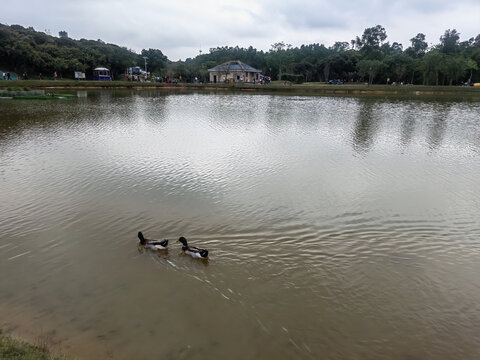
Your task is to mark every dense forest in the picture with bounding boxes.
[0,24,168,80]
[1,23,479,85]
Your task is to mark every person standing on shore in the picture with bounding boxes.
[54,71,57,80]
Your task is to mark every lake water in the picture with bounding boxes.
[1,90,480,359]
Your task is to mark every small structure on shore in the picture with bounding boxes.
[93,67,111,81]
[74,71,86,80]
[208,60,262,83]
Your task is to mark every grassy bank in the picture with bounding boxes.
[1,79,479,96]
[0,331,65,360]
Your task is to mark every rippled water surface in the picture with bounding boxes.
[1,90,480,359]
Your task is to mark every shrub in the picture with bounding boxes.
[280,73,305,84]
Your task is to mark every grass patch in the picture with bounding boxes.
[0,331,65,360]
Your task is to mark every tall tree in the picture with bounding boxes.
[354,25,387,60]
[406,33,428,58]
[357,59,385,84]
[385,53,412,82]
[140,48,168,74]
[474,34,480,47]
[421,50,444,85]
[267,42,294,80]
[443,55,468,85]
[355,25,387,49]
[440,29,460,54]
[465,58,478,84]
[331,41,350,52]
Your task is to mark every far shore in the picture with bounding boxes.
[1,80,480,97]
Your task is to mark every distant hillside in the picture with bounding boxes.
[0,24,168,79]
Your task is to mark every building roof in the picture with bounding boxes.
[208,60,261,73]
[94,67,110,71]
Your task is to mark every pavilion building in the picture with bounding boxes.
[208,60,262,83]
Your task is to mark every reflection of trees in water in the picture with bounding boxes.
[399,105,417,149]
[400,102,451,152]
[352,100,450,154]
[351,100,379,154]
[207,94,268,129]
[426,107,448,151]
[263,96,320,132]
[400,117,416,149]
[264,96,296,131]
[0,96,104,146]
[137,93,168,125]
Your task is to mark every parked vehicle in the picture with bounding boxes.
[329,79,343,85]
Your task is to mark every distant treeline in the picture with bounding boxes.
[0,24,167,80]
[1,23,479,85]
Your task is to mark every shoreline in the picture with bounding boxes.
[0,331,65,360]
[1,80,480,97]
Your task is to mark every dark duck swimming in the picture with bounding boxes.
[138,231,168,250]
[178,236,208,259]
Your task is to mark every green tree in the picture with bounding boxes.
[140,48,168,74]
[266,42,294,80]
[442,55,468,85]
[440,29,460,54]
[354,25,388,61]
[357,59,385,84]
[421,50,444,85]
[354,25,387,49]
[474,34,480,47]
[323,51,358,82]
[385,53,413,83]
[406,33,428,58]
[465,58,478,84]
[331,41,350,52]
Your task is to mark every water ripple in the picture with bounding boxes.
[1,92,480,360]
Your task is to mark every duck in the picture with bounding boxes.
[178,236,208,259]
[138,231,168,250]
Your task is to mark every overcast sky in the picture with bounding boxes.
[3,0,480,60]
